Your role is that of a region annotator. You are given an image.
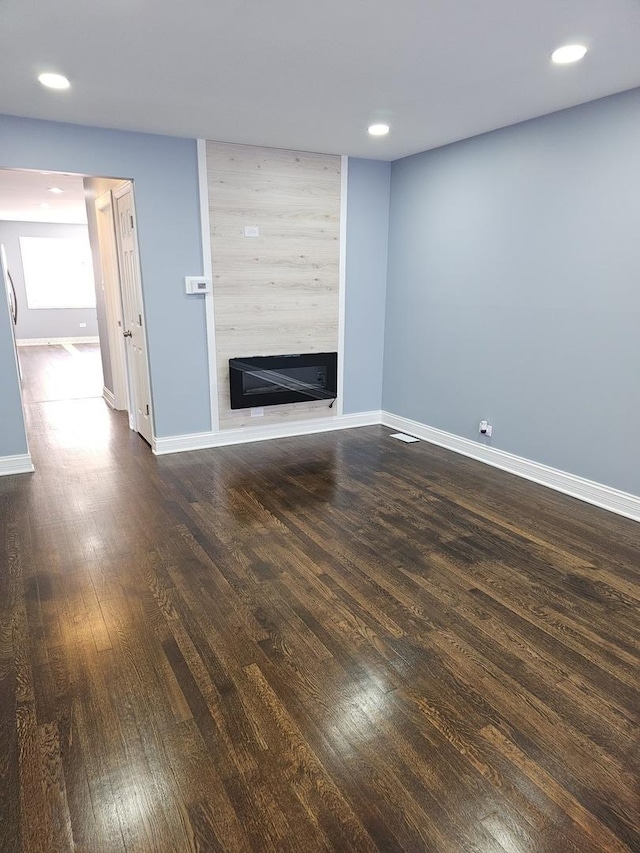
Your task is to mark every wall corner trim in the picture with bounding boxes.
[381,411,640,524]
[152,410,381,456]
[0,453,35,477]
[103,387,116,409]
[196,138,219,433]
[337,154,348,417]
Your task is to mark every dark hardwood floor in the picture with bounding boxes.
[1,346,639,851]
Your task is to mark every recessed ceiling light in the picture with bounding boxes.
[368,123,390,137]
[38,72,70,90]
[48,186,63,194]
[551,44,588,64]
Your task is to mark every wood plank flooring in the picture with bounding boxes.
[1,346,639,851]
[18,343,103,405]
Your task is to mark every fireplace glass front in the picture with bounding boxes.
[229,353,338,409]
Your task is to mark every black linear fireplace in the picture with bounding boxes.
[229,352,338,410]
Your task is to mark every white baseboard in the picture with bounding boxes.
[17,336,100,346]
[152,410,381,456]
[0,453,34,476]
[103,387,116,409]
[381,411,640,524]
[150,404,640,523]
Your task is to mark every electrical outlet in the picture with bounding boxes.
[250,407,264,418]
[79,322,87,328]
[479,420,493,437]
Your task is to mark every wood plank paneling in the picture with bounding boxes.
[206,142,341,430]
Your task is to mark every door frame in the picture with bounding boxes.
[0,243,32,470]
[111,181,154,441]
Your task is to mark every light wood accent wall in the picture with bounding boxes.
[206,142,341,430]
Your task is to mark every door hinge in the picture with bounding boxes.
[130,214,134,229]
[145,404,150,416]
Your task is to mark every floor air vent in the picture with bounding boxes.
[389,433,420,443]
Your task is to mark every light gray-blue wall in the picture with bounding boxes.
[0,220,98,340]
[384,88,640,496]
[0,115,208,445]
[343,158,390,414]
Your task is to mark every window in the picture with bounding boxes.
[19,236,96,310]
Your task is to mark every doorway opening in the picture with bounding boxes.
[0,168,154,462]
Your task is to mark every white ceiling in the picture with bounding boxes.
[0,170,88,224]
[1,0,640,160]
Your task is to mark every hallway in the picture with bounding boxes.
[18,342,140,470]
[19,343,103,405]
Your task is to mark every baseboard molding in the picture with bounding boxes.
[17,336,100,346]
[153,410,381,456]
[103,387,116,409]
[381,411,640,523]
[150,406,640,522]
[0,453,34,476]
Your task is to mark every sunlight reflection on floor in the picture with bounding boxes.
[43,398,113,449]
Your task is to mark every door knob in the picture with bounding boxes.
[123,329,132,338]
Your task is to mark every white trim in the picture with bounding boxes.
[2,247,32,467]
[17,336,99,346]
[152,410,381,455]
[337,155,348,417]
[197,139,220,433]
[151,402,640,523]
[0,453,34,476]
[381,411,640,524]
[103,386,116,409]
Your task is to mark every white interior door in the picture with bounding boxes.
[95,192,128,409]
[113,184,153,445]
